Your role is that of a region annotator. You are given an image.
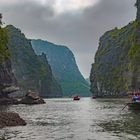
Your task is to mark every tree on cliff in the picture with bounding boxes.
[0,14,10,63]
[0,13,2,26]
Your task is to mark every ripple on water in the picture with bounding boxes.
[0,98,140,140]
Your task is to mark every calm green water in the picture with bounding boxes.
[0,98,140,140]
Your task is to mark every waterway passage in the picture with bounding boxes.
[0,98,140,140]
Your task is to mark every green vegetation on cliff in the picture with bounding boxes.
[0,27,10,63]
[0,13,10,63]
[6,25,62,98]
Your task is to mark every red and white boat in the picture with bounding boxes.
[92,96,96,99]
[73,95,80,100]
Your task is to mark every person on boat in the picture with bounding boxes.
[132,94,139,102]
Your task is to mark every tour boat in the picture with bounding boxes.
[73,95,80,100]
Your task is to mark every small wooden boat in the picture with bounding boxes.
[126,91,140,110]
[127,102,140,110]
[92,96,96,99]
[73,95,80,101]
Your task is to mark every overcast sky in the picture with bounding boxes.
[0,0,137,78]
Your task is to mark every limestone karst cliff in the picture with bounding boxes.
[90,0,140,97]
[6,25,62,98]
[32,39,90,97]
[0,26,17,97]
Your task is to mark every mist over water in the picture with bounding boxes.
[0,98,140,140]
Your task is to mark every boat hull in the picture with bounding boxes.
[73,96,80,100]
[92,96,96,99]
[127,102,140,110]
[73,98,80,101]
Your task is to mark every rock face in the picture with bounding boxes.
[0,60,15,93]
[0,60,18,97]
[136,0,140,24]
[0,26,19,104]
[90,0,140,97]
[0,112,26,128]
[31,39,90,97]
[0,26,26,127]
[86,78,90,85]
[0,97,18,105]
[20,90,45,104]
[6,25,62,98]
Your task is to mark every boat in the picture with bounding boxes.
[126,91,140,110]
[92,96,96,99]
[127,102,140,110]
[73,95,80,101]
